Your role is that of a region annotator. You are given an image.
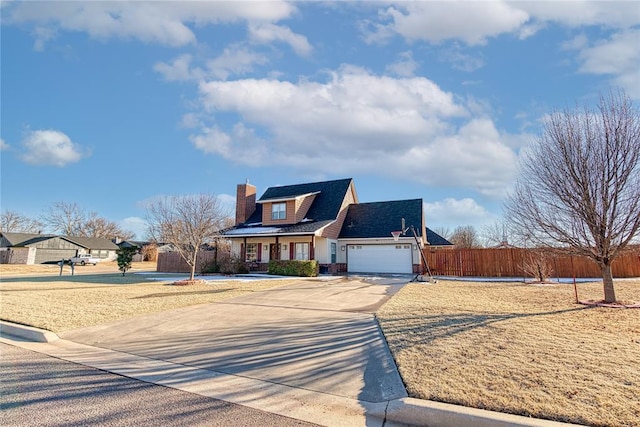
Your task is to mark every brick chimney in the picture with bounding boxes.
[235,181,257,225]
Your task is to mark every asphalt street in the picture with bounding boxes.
[0,343,319,427]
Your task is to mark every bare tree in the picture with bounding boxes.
[146,194,228,281]
[481,220,524,248]
[505,91,640,303]
[83,213,134,240]
[449,225,482,248]
[432,226,452,241]
[1,210,43,233]
[41,201,133,239]
[522,248,555,283]
[41,201,87,235]
[142,243,158,262]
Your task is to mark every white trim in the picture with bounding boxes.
[256,191,321,204]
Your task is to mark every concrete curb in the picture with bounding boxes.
[1,322,583,427]
[384,397,583,427]
[0,320,59,343]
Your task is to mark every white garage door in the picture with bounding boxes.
[347,244,413,274]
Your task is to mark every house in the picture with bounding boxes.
[116,240,181,262]
[0,232,119,264]
[222,178,452,274]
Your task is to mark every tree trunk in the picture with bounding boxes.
[601,262,616,303]
[190,252,198,281]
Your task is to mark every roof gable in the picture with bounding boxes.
[243,178,353,225]
[0,232,56,247]
[339,199,423,239]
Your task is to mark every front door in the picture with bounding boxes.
[270,243,279,261]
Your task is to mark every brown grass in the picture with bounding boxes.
[0,270,298,332]
[377,279,640,427]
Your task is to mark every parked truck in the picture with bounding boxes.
[69,254,100,265]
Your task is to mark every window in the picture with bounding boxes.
[245,243,258,261]
[331,243,337,263]
[271,203,286,220]
[91,250,109,259]
[295,243,309,260]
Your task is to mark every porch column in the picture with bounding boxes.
[241,237,247,261]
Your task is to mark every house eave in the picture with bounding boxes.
[256,191,321,204]
[226,231,319,238]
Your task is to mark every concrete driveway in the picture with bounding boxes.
[60,276,409,405]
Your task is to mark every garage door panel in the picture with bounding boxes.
[347,244,412,274]
[35,249,78,264]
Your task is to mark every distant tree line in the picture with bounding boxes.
[1,201,135,241]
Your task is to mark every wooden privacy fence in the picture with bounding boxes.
[423,247,640,278]
[157,251,218,274]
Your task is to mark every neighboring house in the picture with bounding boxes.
[0,232,119,264]
[64,236,119,261]
[222,178,452,274]
[116,240,176,262]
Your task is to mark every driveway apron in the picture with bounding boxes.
[60,277,409,404]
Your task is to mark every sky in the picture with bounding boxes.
[1,1,639,240]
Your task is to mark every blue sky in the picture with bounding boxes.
[2,1,639,239]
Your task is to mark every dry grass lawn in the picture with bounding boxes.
[377,279,640,427]
[0,264,299,332]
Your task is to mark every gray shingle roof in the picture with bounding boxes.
[63,236,119,250]
[1,232,120,250]
[338,199,453,245]
[242,178,353,226]
[339,199,424,239]
[0,232,57,246]
[426,228,453,246]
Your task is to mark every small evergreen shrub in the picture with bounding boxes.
[268,260,319,277]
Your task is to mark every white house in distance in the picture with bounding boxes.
[222,178,452,274]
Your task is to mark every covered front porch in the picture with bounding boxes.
[231,235,342,273]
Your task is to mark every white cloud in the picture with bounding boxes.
[519,1,640,29]
[367,1,639,46]
[180,113,201,129]
[248,23,313,56]
[207,45,270,80]
[370,2,529,45]
[424,198,497,229]
[364,1,639,98]
[155,47,270,82]
[192,67,521,197]
[386,51,418,77]
[5,1,296,48]
[154,54,204,82]
[439,47,485,72]
[575,29,640,99]
[120,216,147,240]
[0,138,9,150]
[189,126,232,157]
[20,129,87,167]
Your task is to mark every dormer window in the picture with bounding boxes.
[271,202,286,220]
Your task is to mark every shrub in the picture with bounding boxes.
[218,256,249,275]
[142,243,158,262]
[523,248,554,283]
[268,260,319,277]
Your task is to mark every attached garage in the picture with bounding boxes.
[34,248,78,264]
[347,244,413,274]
